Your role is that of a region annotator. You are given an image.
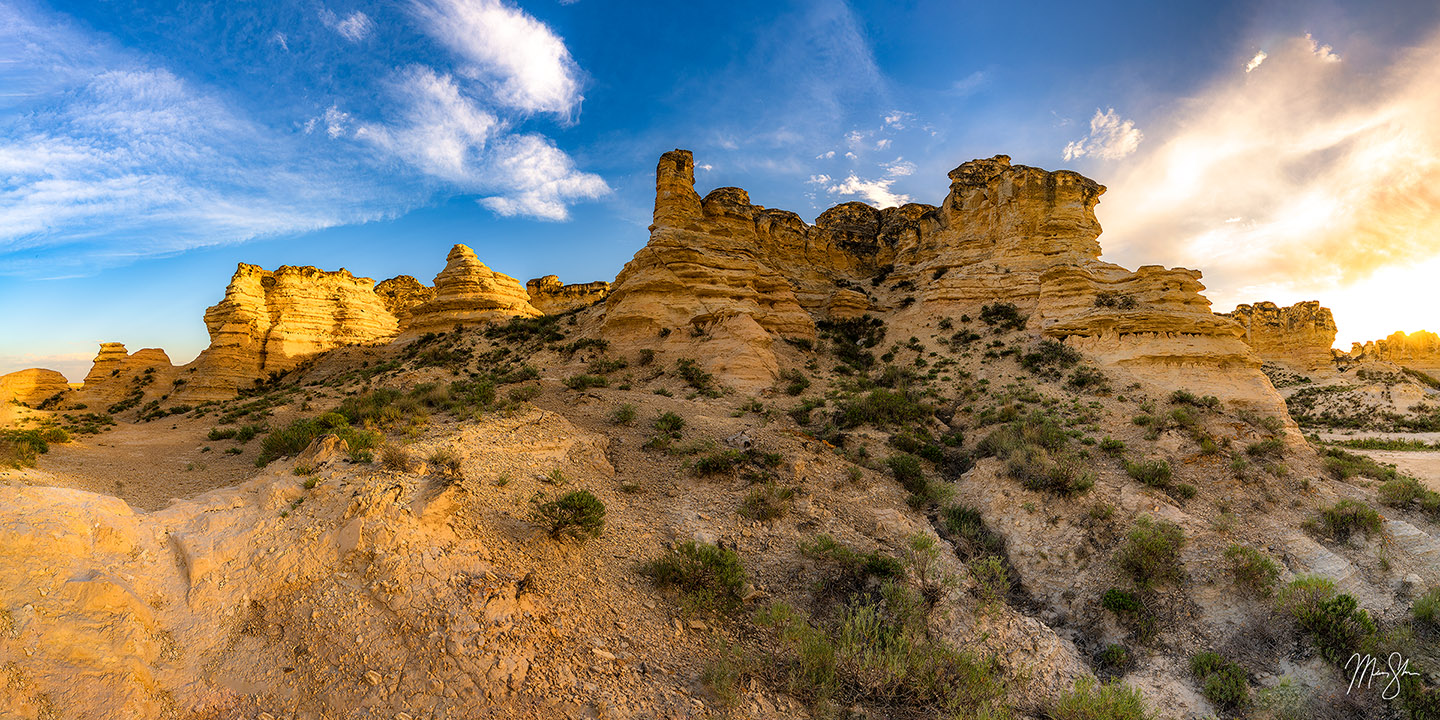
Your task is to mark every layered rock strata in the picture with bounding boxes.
[0,368,71,407]
[401,245,541,336]
[1343,330,1440,373]
[1219,301,1339,371]
[373,275,435,322]
[604,150,1276,406]
[525,275,610,315]
[77,344,178,404]
[179,264,399,400]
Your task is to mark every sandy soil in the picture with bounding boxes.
[6,413,262,510]
[1313,431,1440,491]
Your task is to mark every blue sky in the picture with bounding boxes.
[4,0,1440,379]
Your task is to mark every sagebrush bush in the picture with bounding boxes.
[1314,499,1382,541]
[642,541,746,612]
[1019,339,1082,378]
[427,447,463,481]
[1190,652,1249,710]
[532,490,606,541]
[1414,586,1440,627]
[609,403,637,425]
[739,482,796,521]
[942,504,1006,558]
[693,449,744,476]
[836,388,933,429]
[562,374,608,390]
[381,444,419,473]
[1223,544,1280,596]
[1114,517,1186,588]
[1101,588,1143,615]
[1124,458,1172,488]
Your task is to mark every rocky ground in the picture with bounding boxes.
[4,304,1439,720]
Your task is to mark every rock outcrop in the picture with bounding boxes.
[1218,301,1338,371]
[76,343,178,405]
[1343,330,1440,373]
[525,275,609,315]
[373,275,435,321]
[180,264,399,400]
[604,150,1278,406]
[401,245,541,336]
[0,368,71,408]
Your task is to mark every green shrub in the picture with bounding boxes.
[780,369,811,396]
[886,453,925,492]
[1314,499,1382,541]
[1114,517,1186,588]
[1169,390,1218,409]
[654,412,685,435]
[1006,445,1095,495]
[563,374,608,390]
[642,541,746,612]
[1292,592,1376,664]
[1098,644,1129,670]
[1320,447,1400,482]
[835,388,933,429]
[1019,340,1082,378]
[255,416,379,466]
[1050,677,1152,720]
[531,490,606,541]
[969,555,1009,609]
[1190,652,1249,710]
[208,427,237,441]
[1246,438,1284,459]
[609,403,637,425]
[1414,586,1440,627]
[979,302,1027,331]
[739,482,796,521]
[942,504,1006,558]
[1067,366,1110,392]
[1099,436,1125,454]
[506,384,542,403]
[675,359,721,397]
[1101,588,1143,615]
[693,450,744,476]
[1223,544,1280,596]
[1124,458,1172,488]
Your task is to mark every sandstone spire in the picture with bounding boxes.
[400,244,541,335]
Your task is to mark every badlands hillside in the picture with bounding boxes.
[1,151,1438,720]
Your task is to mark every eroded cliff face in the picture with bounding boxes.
[1343,330,1440,373]
[1219,301,1338,371]
[373,275,435,323]
[603,150,1277,407]
[525,275,609,315]
[77,343,179,405]
[0,369,70,408]
[180,264,399,400]
[401,245,541,337]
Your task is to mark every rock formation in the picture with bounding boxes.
[76,343,178,405]
[1343,330,1440,373]
[1218,301,1338,371]
[604,150,1278,406]
[179,264,399,400]
[373,275,435,321]
[525,275,609,315]
[0,368,71,408]
[401,244,541,336]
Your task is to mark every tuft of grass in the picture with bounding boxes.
[654,412,685,435]
[1413,586,1440,627]
[562,374,608,390]
[1124,458,1172,488]
[609,403,637,425]
[1114,517,1186,589]
[1169,390,1219,409]
[738,482,796,520]
[1245,438,1285,459]
[1101,588,1143,615]
[675,359,722,397]
[255,415,379,466]
[381,444,420,473]
[641,541,746,613]
[779,369,811,396]
[1019,339,1082,378]
[1099,436,1125,454]
[427,447,463,481]
[531,490,606,541]
[693,449,744,476]
[1049,677,1153,720]
[979,302,1027,331]
[1313,499,1382,541]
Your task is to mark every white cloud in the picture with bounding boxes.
[875,138,891,149]
[272,31,290,52]
[355,66,502,182]
[321,9,375,42]
[476,134,608,220]
[948,70,988,96]
[844,151,857,159]
[1062,108,1143,161]
[883,110,912,128]
[824,174,910,207]
[1097,32,1440,346]
[697,163,713,171]
[844,130,864,146]
[1245,50,1267,73]
[816,150,835,159]
[322,105,350,138]
[412,0,583,115]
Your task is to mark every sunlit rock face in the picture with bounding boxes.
[0,368,71,407]
[603,150,1279,408]
[180,264,399,400]
[1219,301,1339,371]
[1343,330,1440,373]
[374,275,435,325]
[400,244,542,336]
[76,343,179,406]
[525,275,609,315]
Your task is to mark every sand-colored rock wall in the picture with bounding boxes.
[525,275,609,315]
[0,368,71,408]
[1220,301,1338,371]
[401,245,541,336]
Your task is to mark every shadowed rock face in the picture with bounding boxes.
[374,275,435,322]
[401,244,541,336]
[1219,301,1339,371]
[525,275,609,315]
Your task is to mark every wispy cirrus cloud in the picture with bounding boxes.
[321,8,376,42]
[1097,32,1440,345]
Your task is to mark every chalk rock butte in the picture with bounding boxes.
[0,368,71,407]
[180,264,399,400]
[373,275,435,321]
[1219,301,1338,371]
[525,275,610,315]
[1343,330,1440,373]
[605,150,1276,406]
[401,244,541,336]
[77,344,178,404]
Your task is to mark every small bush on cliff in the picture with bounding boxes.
[1190,652,1249,710]
[1049,677,1151,720]
[836,388,932,429]
[1311,499,1382,541]
[739,482,796,520]
[1093,292,1140,310]
[531,490,606,542]
[1019,340,1082,379]
[1115,517,1186,589]
[1321,447,1401,482]
[0,427,66,468]
[675,359,722,397]
[1124,458,1172,488]
[1414,586,1440,627]
[1224,544,1280,596]
[562,373,608,390]
[979,413,1093,495]
[979,302,1027,331]
[817,315,886,371]
[255,415,379,466]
